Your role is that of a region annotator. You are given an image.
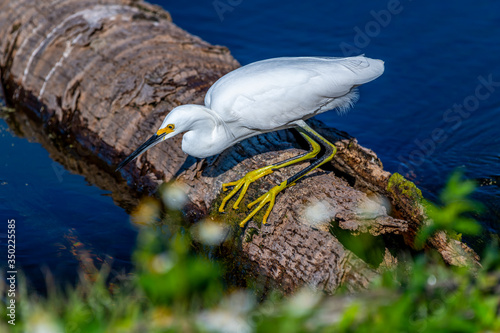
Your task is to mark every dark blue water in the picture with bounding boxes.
[0,108,136,288]
[1,0,499,289]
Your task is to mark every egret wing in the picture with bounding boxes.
[205,56,384,130]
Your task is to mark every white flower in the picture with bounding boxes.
[26,311,63,333]
[355,194,391,219]
[303,200,336,226]
[285,287,321,316]
[161,182,189,210]
[150,253,175,274]
[197,291,255,333]
[191,219,229,246]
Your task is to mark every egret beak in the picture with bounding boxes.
[115,132,166,171]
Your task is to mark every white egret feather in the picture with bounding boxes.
[117,56,384,227]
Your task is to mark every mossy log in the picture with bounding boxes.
[0,0,478,293]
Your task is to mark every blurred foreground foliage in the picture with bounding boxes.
[1,171,499,332]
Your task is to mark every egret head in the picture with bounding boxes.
[155,105,199,140]
[115,106,189,171]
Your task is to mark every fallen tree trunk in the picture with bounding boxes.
[0,0,477,293]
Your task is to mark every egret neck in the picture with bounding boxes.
[179,105,235,158]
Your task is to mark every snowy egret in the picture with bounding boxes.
[117,56,384,227]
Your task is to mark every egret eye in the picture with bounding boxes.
[157,124,175,136]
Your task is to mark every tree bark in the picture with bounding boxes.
[0,0,478,293]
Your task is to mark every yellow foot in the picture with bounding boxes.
[239,181,288,228]
[219,165,275,212]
